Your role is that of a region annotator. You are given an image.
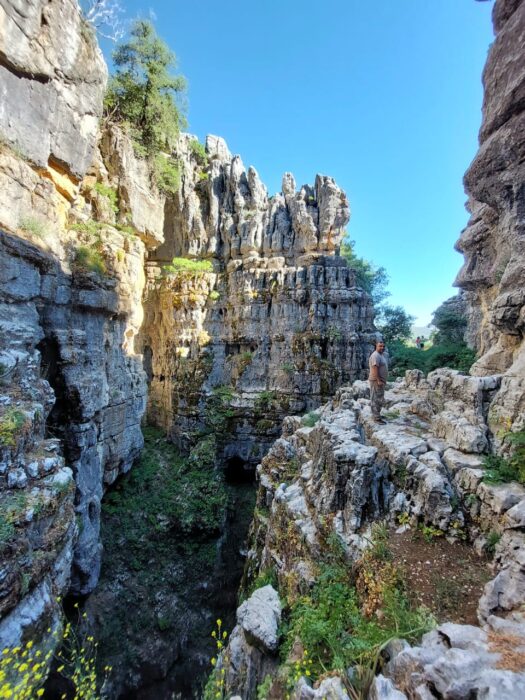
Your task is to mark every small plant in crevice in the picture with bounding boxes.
[254,390,276,414]
[73,245,107,276]
[18,216,48,238]
[482,430,525,486]
[486,530,501,556]
[0,408,29,447]
[301,411,320,428]
[189,138,208,166]
[93,182,119,214]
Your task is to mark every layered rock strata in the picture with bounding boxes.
[0,0,160,652]
[455,0,525,436]
[141,135,375,465]
[222,369,525,698]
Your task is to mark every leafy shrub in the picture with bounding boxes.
[73,246,107,276]
[0,409,28,447]
[93,182,118,213]
[483,430,525,485]
[388,340,476,377]
[301,412,320,428]
[153,153,181,195]
[208,290,220,301]
[189,139,208,165]
[340,238,390,305]
[486,531,501,556]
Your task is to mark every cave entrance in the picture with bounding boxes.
[36,336,71,439]
[224,455,255,484]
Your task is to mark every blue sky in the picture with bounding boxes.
[101,0,495,325]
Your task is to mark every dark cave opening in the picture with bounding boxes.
[224,454,255,484]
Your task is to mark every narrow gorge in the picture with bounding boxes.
[0,0,524,699]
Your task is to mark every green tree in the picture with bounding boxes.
[431,296,467,344]
[376,305,414,344]
[104,20,186,193]
[340,238,390,306]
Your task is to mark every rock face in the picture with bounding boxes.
[455,0,525,436]
[141,135,375,465]
[0,0,152,654]
[219,368,525,698]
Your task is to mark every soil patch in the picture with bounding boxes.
[389,527,492,625]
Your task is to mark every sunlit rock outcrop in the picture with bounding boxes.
[455,0,525,438]
[141,135,375,463]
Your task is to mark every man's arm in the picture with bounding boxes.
[369,361,384,385]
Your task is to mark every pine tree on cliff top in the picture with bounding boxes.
[104,20,187,192]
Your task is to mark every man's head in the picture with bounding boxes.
[375,340,385,354]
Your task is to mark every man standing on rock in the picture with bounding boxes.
[369,340,388,423]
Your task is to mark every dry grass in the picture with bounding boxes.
[488,631,525,672]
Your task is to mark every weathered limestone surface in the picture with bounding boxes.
[141,135,376,464]
[222,368,525,697]
[455,0,525,437]
[0,0,152,655]
[0,0,107,177]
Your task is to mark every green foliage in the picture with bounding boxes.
[0,493,28,548]
[388,340,476,377]
[327,325,342,342]
[93,182,118,213]
[153,153,180,195]
[281,558,433,682]
[18,216,48,238]
[104,20,186,193]
[254,390,276,414]
[482,431,525,486]
[0,409,28,447]
[282,362,295,374]
[189,139,208,165]
[486,531,501,556]
[73,246,107,276]
[104,427,228,538]
[105,20,186,155]
[208,290,220,301]
[419,524,444,543]
[301,412,320,428]
[245,568,279,600]
[69,220,106,236]
[340,238,390,306]
[257,674,273,700]
[431,301,467,345]
[376,305,414,344]
[163,257,213,275]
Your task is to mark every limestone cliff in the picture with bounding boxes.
[141,135,375,466]
[0,0,157,652]
[455,0,525,436]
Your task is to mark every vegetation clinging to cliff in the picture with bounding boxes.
[104,19,186,194]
